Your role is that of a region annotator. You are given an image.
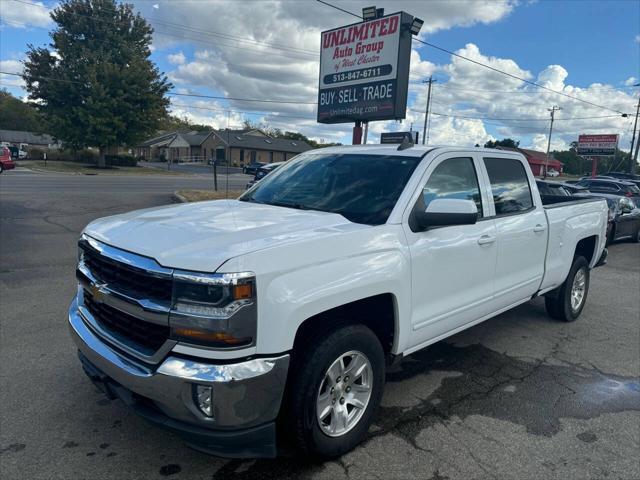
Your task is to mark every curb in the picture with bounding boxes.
[173,191,189,203]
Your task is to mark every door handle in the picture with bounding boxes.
[477,235,496,245]
[533,224,546,233]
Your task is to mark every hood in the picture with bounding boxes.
[84,200,355,272]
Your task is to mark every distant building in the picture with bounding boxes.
[0,129,59,149]
[496,146,564,176]
[135,129,312,165]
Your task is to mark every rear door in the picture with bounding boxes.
[480,155,547,307]
[404,153,498,346]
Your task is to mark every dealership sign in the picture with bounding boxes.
[317,12,413,124]
[577,134,619,156]
[381,131,418,144]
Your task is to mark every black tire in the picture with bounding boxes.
[288,324,385,458]
[632,226,640,243]
[544,255,590,322]
[0,164,3,174]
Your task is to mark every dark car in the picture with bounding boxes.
[588,194,640,244]
[242,161,265,175]
[0,146,16,173]
[606,171,640,181]
[245,162,284,189]
[561,182,589,195]
[576,178,640,204]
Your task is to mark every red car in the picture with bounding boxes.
[0,146,16,173]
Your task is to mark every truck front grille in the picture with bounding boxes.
[82,247,173,301]
[84,292,169,353]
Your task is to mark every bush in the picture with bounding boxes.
[27,147,45,159]
[105,154,137,167]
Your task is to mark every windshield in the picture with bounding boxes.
[239,152,422,225]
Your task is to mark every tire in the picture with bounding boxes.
[0,164,3,174]
[288,324,385,458]
[632,226,640,243]
[544,255,590,322]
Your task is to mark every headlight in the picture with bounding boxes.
[170,271,256,348]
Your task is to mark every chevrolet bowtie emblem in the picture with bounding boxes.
[89,283,107,303]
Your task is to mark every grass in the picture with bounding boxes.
[176,189,244,202]
[18,160,182,175]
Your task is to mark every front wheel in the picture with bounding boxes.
[545,255,590,322]
[287,324,385,458]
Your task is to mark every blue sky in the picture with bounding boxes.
[1,0,639,151]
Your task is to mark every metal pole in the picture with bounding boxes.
[363,121,369,144]
[352,120,363,145]
[422,76,435,145]
[630,100,640,171]
[544,106,561,179]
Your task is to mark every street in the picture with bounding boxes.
[1,170,639,480]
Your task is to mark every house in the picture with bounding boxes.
[135,129,312,165]
[0,129,60,149]
[496,146,564,176]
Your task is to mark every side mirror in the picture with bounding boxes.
[412,198,479,231]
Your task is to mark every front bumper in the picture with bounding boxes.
[68,296,289,458]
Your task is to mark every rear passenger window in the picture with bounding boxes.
[422,157,482,217]
[484,158,533,215]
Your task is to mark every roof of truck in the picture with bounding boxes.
[310,144,527,158]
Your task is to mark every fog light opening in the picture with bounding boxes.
[195,385,214,418]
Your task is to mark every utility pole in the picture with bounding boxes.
[544,106,561,178]
[422,76,436,145]
[629,94,640,172]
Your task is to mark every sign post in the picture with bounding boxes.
[317,10,415,142]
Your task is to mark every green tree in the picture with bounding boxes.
[23,0,171,167]
[0,89,45,132]
[484,138,520,149]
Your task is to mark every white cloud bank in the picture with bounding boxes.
[0,0,52,28]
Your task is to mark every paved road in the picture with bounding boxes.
[1,170,638,480]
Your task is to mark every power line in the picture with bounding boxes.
[167,92,316,105]
[315,0,626,115]
[0,71,318,104]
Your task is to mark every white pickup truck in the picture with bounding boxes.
[69,144,608,458]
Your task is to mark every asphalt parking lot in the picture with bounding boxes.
[1,169,639,480]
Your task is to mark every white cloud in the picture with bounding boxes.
[167,51,186,65]
[635,34,640,43]
[129,1,633,146]
[0,60,24,88]
[624,76,638,86]
[0,1,52,28]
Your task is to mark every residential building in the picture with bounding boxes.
[0,129,60,149]
[135,129,312,165]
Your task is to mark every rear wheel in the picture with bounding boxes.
[0,163,4,174]
[288,324,385,458]
[545,256,590,322]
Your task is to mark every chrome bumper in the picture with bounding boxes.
[68,296,289,431]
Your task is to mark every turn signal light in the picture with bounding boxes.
[232,284,253,300]
[173,328,250,346]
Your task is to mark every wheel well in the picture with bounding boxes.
[292,294,396,357]
[575,235,597,264]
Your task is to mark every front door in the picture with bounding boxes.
[404,154,498,348]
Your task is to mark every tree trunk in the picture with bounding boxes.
[98,147,106,168]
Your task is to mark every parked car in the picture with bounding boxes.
[606,171,640,181]
[0,146,16,173]
[546,168,560,177]
[69,145,608,459]
[576,178,640,204]
[245,162,284,189]
[589,194,640,244]
[243,161,265,175]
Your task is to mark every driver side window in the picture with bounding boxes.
[422,157,483,217]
